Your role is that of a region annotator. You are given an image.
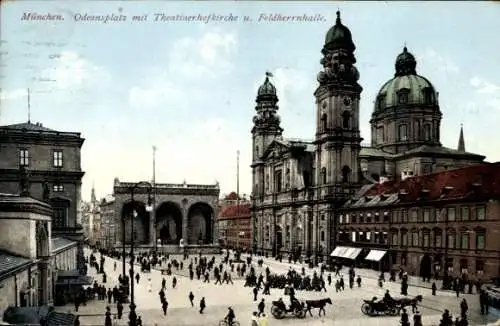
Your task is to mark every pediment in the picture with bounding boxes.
[262,140,290,160]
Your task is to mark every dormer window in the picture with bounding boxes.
[398,89,410,104]
[377,94,386,111]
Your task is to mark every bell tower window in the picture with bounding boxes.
[342,111,351,129]
[320,113,327,132]
[398,124,408,141]
[342,166,351,183]
[424,124,431,141]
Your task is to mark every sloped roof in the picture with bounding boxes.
[360,146,394,158]
[1,122,56,132]
[364,162,500,202]
[52,237,77,253]
[395,144,485,159]
[219,203,251,220]
[0,251,31,275]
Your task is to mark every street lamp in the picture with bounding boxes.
[121,181,153,326]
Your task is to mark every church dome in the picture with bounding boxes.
[374,47,438,112]
[324,11,355,53]
[257,73,276,97]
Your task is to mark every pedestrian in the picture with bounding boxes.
[253,286,259,301]
[136,272,140,284]
[413,310,422,326]
[74,298,80,312]
[117,301,123,319]
[432,282,437,296]
[189,291,195,307]
[173,276,177,288]
[162,299,168,315]
[199,297,206,314]
[74,316,80,326]
[162,278,166,289]
[114,261,117,271]
[251,311,259,326]
[327,273,332,286]
[356,275,362,287]
[105,306,112,326]
[460,298,468,319]
[137,316,142,326]
[257,298,265,316]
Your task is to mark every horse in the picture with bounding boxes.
[305,298,332,316]
[397,295,423,313]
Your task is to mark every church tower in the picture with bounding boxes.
[314,11,363,197]
[251,72,283,197]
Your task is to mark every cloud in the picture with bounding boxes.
[418,49,460,74]
[168,28,238,79]
[469,76,500,110]
[39,51,111,91]
[0,88,26,101]
[127,28,238,110]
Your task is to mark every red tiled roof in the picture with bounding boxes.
[218,203,251,220]
[365,162,500,202]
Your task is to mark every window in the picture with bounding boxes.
[461,207,469,221]
[476,260,484,274]
[423,88,433,104]
[398,124,408,141]
[351,214,356,223]
[342,111,350,129]
[434,230,442,248]
[339,215,343,224]
[53,206,68,228]
[321,167,327,184]
[460,232,469,249]
[447,232,455,249]
[321,231,325,242]
[423,232,430,248]
[476,206,485,220]
[53,150,63,167]
[423,209,430,222]
[321,214,325,221]
[447,207,456,221]
[412,231,419,247]
[424,124,431,141]
[476,231,485,250]
[275,170,282,192]
[341,166,351,183]
[19,149,29,166]
[53,184,64,192]
[398,92,408,104]
[392,211,399,223]
[401,209,408,223]
[401,231,408,247]
[410,209,418,222]
[321,113,327,131]
[345,214,350,223]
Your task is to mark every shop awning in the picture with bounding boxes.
[56,275,93,286]
[344,247,362,260]
[365,250,387,262]
[330,246,362,260]
[330,246,350,258]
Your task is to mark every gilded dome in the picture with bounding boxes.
[323,11,355,53]
[374,47,438,112]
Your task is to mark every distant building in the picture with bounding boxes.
[99,195,116,250]
[217,192,252,250]
[336,163,500,281]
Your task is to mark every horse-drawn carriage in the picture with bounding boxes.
[360,295,423,317]
[271,297,332,319]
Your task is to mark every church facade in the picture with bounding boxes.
[250,12,485,261]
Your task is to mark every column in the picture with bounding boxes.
[149,211,155,246]
[182,205,188,245]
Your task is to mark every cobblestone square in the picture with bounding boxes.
[53,251,499,326]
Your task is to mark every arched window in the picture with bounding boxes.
[423,124,431,141]
[321,113,328,131]
[341,165,351,183]
[398,124,408,141]
[321,167,327,184]
[342,111,351,129]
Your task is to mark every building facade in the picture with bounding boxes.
[336,163,500,281]
[251,11,485,261]
[112,178,219,247]
[0,121,86,238]
[217,192,252,250]
[99,195,116,250]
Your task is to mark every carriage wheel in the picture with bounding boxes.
[361,303,372,316]
[218,321,228,326]
[389,307,399,316]
[271,306,285,319]
[231,322,240,326]
[295,308,306,319]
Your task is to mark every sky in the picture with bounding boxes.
[1,1,500,202]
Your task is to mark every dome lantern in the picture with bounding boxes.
[257,71,277,97]
[395,46,417,77]
[323,11,355,53]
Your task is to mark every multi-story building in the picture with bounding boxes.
[251,11,485,262]
[0,120,87,275]
[336,163,500,281]
[99,195,116,250]
[217,192,252,250]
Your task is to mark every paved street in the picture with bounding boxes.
[55,250,499,326]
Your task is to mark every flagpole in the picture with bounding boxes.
[152,145,157,250]
[236,150,240,251]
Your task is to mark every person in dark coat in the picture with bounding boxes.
[135,272,140,284]
[460,298,468,319]
[117,301,123,319]
[432,282,437,295]
[105,306,112,326]
[199,297,206,314]
[102,272,107,283]
[189,291,195,307]
[257,298,265,317]
[74,316,80,326]
[74,298,80,312]
[162,278,166,289]
[172,276,177,288]
[162,300,168,315]
[253,286,258,301]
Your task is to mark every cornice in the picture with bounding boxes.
[0,169,85,182]
[0,200,54,216]
[0,131,85,148]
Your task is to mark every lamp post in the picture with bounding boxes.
[122,181,153,326]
